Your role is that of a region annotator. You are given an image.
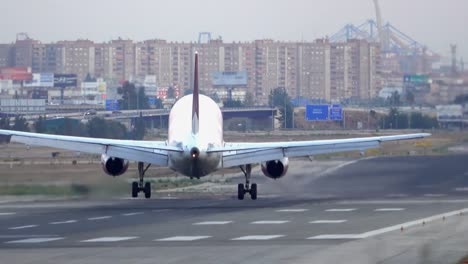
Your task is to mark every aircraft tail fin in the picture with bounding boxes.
[192,52,199,135]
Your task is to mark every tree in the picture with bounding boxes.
[269,87,293,129]
[244,92,255,107]
[87,117,128,139]
[12,116,29,132]
[406,91,415,106]
[34,115,47,133]
[223,98,244,107]
[387,91,401,107]
[137,86,150,110]
[0,116,10,130]
[132,114,146,140]
[166,86,175,99]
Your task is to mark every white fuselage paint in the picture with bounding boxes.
[167,94,223,178]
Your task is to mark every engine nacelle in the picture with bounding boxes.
[101,154,129,177]
[261,158,289,179]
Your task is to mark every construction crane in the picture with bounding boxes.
[373,0,389,51]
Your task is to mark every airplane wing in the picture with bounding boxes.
[208,133,431,168]
[0,129,182,166]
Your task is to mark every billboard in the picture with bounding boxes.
[54,74,77,87]
[403,75,430,84]
[212,71,247,87]
[329,104,343,121]
[0,67,32,81]
[305,105,329,121]
[24,73,54,87]
[436,105,463,122]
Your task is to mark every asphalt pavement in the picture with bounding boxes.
[1,154,468,264]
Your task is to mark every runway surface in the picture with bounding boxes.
[2,154,468,263]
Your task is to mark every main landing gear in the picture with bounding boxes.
[238,164,257,200]
[132,162,152,199]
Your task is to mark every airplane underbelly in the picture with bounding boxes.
[169,152,221,178]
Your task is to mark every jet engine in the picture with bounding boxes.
[101,154,129,177]
[261,158,289,179]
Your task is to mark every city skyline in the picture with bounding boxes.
[1,0,467,60]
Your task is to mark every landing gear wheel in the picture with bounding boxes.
[132,182,138,198]
[238,184,245,200]
[144,182,151,199]
[250,183,257,200]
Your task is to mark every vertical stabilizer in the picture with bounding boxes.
[192,52,200,135]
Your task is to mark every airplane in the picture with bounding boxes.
[0,53,430,200]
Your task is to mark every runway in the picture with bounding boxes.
[1,154,468,263]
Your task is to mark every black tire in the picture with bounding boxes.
[237,184,245,200]
[250,183,257,200]
[132,182,138,198]
[144,182,151,199]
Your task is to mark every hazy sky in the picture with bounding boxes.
[1,0,467,60]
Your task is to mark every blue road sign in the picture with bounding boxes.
[105,99,119,111]
[329,104,343,121]
[305,105,329,121]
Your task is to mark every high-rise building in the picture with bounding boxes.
[0,44,13,67]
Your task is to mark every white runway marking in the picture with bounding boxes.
[276,209,308,212]
[308,234,364,240]
[375,208,405,212]
[424,193,446,197]
[309,220,347,224]
[310,208,468,240]
[49,220,77,225]
[325,208,357,212]
[156,236,211,241]
[0,212,16,216]
[122,212,144,216]
[231,235,285,241]
[6,237,64,244]
[8,225,38,230]
[193,221,232,225]
[251,221,290,224]
[87,216,112,221]
[81,237,138,242]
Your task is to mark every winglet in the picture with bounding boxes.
[192,52,200,135]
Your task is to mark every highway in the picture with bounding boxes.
[1,154,468,263]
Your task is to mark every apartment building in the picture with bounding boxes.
[1,37,381,104]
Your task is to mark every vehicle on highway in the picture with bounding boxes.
[0,54,430,199]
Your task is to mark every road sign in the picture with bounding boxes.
[305,105,329,121]
[329,104,343,121]
[105,99,119,111]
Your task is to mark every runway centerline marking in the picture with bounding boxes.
[156,236,211,241]
[193,221,232,225]
[276,209,308,212]
[81,237,138,242]
[87,216,112,221]
[251,220,290,224]
[0,212,16,216]
[49,220,77,225]
[375,208,405,212]
[122,212,144,216]
[325,208,357,212]
[231,235,285,241]
[309,220,347,224]
[8,225,38,230]
[309,207,468,240]
[6,237,64,244]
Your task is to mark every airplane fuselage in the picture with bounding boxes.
[167,94,223,178]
